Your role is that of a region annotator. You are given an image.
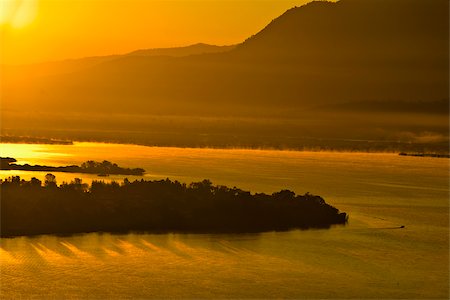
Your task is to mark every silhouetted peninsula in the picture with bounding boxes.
[0,176,347,237]
[0,158,145,176]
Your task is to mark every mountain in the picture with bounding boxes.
[2,0,448,114]
[1,0,448,148]
[229,0,448,108]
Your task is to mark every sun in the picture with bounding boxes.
[0,0,38,28]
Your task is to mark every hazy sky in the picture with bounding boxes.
[0,0,312,64]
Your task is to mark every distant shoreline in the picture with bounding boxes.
[0,136,73,145]
[1,139,449,156]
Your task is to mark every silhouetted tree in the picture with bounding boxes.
[30,177,42,187]
[44,173,57,187]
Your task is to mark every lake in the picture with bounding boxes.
[1,142,448,298]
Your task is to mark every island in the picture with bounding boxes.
[0,158,145,176]
[0,176,348,237]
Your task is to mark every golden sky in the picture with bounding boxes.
[0,0,311,65]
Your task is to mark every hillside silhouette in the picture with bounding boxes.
[0,176,348,237]
[1,43,234,81]
[2,0,447,114]
[1,0,448,150]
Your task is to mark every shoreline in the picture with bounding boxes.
[1,140,449,156]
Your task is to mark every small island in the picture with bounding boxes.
[0,176,347,237]
[0,158,145,176]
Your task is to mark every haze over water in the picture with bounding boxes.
[1,0,449,297]
[1,142,448,298]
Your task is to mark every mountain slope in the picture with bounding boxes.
[1,43,235,82]
[2,0,448,116]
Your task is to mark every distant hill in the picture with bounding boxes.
[1,0,448,148]
[2,0,448,115]
[1,43,235,81]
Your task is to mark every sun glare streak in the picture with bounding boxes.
[60,242,98,262]
[103,247,121,257]
[116,240,148,257]
[31,243,70,264]
[0,0,38,28]
[139,240,161,252]
[140,239,188,265]
[0,247,21,264]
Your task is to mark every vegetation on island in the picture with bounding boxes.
[0,175,347,237]
[0,158,145,176]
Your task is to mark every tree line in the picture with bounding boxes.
[0,175,347,237]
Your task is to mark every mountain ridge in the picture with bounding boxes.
[2,0,448,118]
[1,43,236,81]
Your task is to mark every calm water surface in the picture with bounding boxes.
[1,143,448,298]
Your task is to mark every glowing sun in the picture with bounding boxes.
[0,0,38,28]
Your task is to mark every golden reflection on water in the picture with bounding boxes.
[0,247,21,264]
[1,233,294,267]
[1,228,448,299]
[0,142,448,298]
[102,247,121,258]
[60,242,98,262]
[31,243,71,264]
[0,143,73,166]
[1,142,448,204]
